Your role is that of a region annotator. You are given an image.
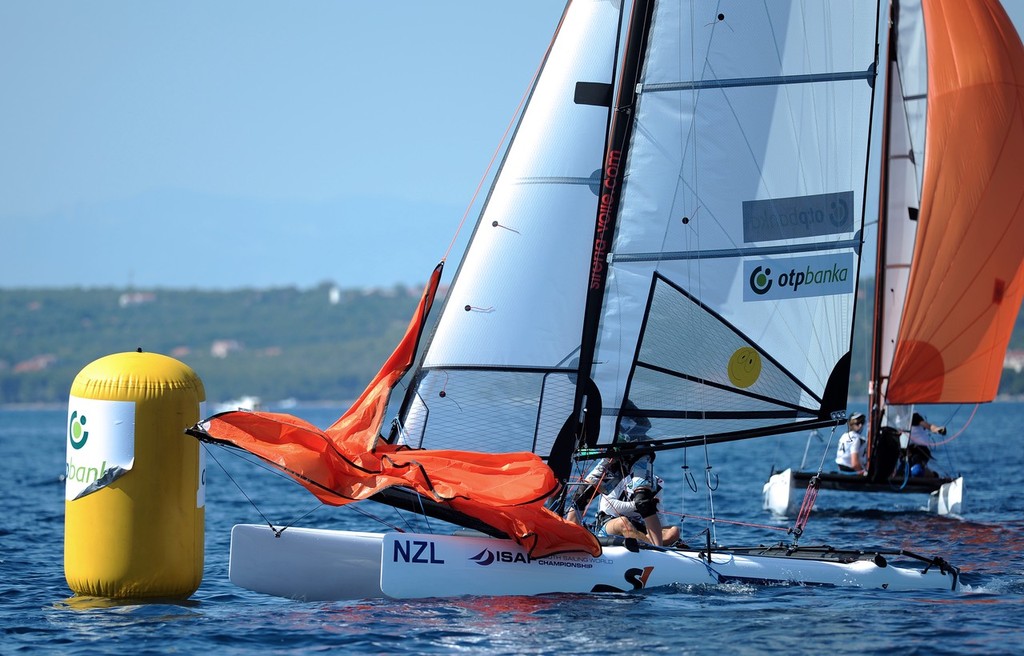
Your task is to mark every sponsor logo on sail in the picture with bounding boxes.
[742,191,854,242]
[743,254,854,302]
[590,149,622,290]
[749,266,773,295]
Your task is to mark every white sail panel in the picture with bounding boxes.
[877,0,926,418]
[594,0,877,442]
[423,0,617,370]
[402,0,622,453]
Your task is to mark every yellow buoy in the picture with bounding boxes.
[64,350,206,599]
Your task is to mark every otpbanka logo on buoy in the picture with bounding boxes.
[68,410,89,449]
[65,397,136,501]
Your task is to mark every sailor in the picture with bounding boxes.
[564,405,649,525]
[905,412,945,477]
[835,412,868,475]
[567,412,679,546]
[593,462,679,546]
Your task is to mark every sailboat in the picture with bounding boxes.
[763,0,1024,518]
[187,0,970,599]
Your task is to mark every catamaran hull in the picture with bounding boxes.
[928,476,964,516]
[228,524,957,600]
[762,469,965,516]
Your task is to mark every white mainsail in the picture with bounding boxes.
[592,2,877,445]
[401,0,622,455]
[400,0,880,464]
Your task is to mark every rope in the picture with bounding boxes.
[662,510,789,533]
[785,421,840,539]
[791,476,819,540]
[915,403,978,447]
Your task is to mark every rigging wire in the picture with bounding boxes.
[662,509,789,534]
[202,441,411,536]
[439,14,557,264]
[698,438,720,544]
[812,422,841,475]
[202,442,295,534]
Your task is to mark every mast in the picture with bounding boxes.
[867,0,898,469]
[568,0,656,458]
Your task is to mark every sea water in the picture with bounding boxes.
[2,403,1022,655]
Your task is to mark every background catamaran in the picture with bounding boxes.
[188,0,976,599]
[763,0,1024,518]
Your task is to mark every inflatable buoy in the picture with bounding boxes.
[64,351,206,599]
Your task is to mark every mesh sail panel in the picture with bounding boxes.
[626,275,822,440]
[401,368,576,458]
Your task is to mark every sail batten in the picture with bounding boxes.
[612,237,863,263]
[644,68,876,93]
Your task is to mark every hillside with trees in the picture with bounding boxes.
[1,284,424,406]
[2,281,1023,406]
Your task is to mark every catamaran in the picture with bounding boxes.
[183,0,1021,599]
[763,0,1024,518]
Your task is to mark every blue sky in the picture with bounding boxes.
[2,2,1023,290]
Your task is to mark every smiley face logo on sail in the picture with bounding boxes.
[68,410,89,450]
[727,347,762,389]
[749,266,772,295]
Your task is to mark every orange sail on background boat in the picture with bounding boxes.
[884,0,1024,405]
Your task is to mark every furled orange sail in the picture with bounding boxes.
[887,0,1024,404]
[196,410,600,558]
[191,263,600,559]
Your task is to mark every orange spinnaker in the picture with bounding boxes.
[197,264,600,558]
[888,0,1024,404]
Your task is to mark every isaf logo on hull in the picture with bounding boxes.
[469,548,532,566]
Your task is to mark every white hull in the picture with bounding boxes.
[929,476,964,516]
[228,524,958,600]
[762,469,965,517]
[763,469,798,517]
